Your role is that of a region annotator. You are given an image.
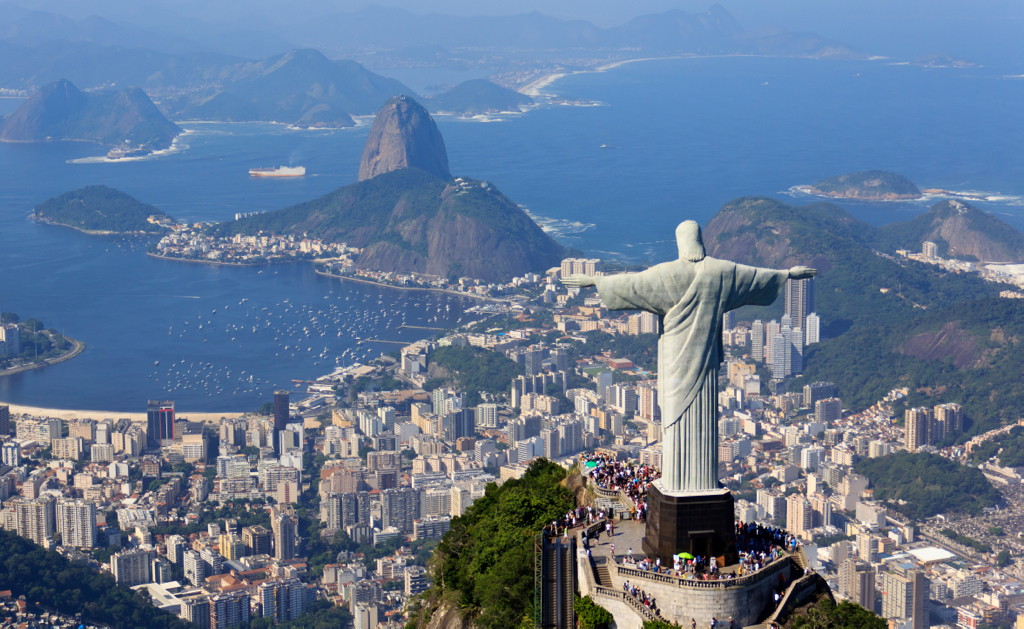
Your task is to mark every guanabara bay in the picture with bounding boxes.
[0,2,1022,629]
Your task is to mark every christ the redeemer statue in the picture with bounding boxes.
[563,221,816,493]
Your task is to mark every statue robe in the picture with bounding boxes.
[594,256,789,492]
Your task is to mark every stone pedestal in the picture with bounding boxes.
[642,482,737,566]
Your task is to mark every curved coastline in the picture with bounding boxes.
[0,336,86,379]
[314,268,499,302]
[146,251,275,267]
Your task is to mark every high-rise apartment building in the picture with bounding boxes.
[922,241,938,259]
[805,313,820,344]
[839,558,875,610]
[242,525,271,556]
[765,320,781,364]
[803,382,835,408]
[2,441,19,467]
[166,534,186,564]
[785,277,815,331]
[815,398,843,423]
[905,407,934,451]
[476,403,499,429]
[0,405,9,436]
[111,549,150,586]
[786,494,813,537]
[184,549,206,586]
[382,487,420,533]
[57,499,96,548]
[791,327,804,375]
[524,345,545,377]
[146,400,175,449]
[273,513,296,561]
[882,564,928,629]
[751,320,764,362]
[16,497,55,545]
[259,577,305,623]
[209,590,250,629]
[934,403,963,435]
[273,390,289,456]
[771,332,787,380]
[723,311,735,331]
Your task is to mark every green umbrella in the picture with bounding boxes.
[585,461,598,469]
[678,552,694,559]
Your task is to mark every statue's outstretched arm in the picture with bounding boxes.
[561,274,596,288]
[788,266,817,280]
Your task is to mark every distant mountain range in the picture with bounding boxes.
[165,49,412,127]
[296,4,862,59]
[210,96,564,282]
[0,78,180,149]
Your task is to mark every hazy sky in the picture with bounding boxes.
[10,0,1024,65]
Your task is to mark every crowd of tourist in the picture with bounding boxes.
[579,452,660,522]
[622,579,659,615]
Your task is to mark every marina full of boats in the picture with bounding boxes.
[148,290,474,400]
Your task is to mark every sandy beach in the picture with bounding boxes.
[5,403,244,424]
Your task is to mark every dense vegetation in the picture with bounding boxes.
[809,170,921,198]
[414,459,575,628]
[34,185,168,233]
[854,452,1001,519]
[0,529,189,628]
[791,599,886,629]
[427,345,523,406]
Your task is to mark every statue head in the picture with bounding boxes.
[676,220,706,262]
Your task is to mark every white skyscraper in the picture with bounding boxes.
[781,324,793,376]
[751,320,764,362]
[791,327,805,375]
[771,333,787,380]
[765,320,781,365]
[806,313,820,344]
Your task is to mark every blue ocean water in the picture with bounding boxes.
[1,56,1022,411]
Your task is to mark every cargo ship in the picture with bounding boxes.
[249,166,306,177]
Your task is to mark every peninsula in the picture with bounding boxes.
[33,186,174,234]
[192,96,564,283]
[0,313,84,378]
[801,170,922,200]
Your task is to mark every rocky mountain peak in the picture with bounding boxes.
[358,95,450,182]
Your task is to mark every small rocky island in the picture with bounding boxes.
[0,79,180,155]
[801,170,922,200]
[33,186,173,234]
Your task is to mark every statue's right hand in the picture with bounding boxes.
[561,274,596,288]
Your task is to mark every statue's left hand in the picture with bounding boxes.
[561,274,596,288]
[789,266,817,280]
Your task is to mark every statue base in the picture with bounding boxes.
[641,482,738,567]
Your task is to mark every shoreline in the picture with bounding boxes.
[519,52,875,98]
[0,336,86,379]
[34,216,165,237]
[2,403,244,423]
[146,251,275,267]
[314,268,501,302]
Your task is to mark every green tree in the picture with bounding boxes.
[997,550,1011,567]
